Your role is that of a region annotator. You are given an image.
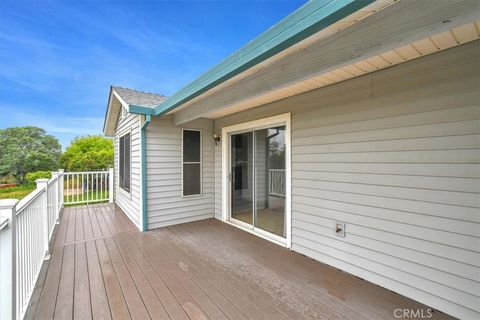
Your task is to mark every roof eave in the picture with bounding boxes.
[103,86,115,136]
[149,0,374,117]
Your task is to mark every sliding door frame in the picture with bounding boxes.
[221,113,291,248]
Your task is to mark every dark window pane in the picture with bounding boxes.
[119,133,131,192]
[183,163,201,195]
[119,136,125,188]
[234,163,249,190]
[183,130,200,162]
[124,133,131,191]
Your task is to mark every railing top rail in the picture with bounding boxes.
[16,187,43,215]
[0,216,8,231]
[63,170,110,174]
[47,176,58,187]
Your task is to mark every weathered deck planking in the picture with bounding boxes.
[85,240,112,320]
[29,203,453,320]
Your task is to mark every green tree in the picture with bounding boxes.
[0,127,61,183]
[61,136,113,171]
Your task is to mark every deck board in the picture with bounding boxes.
[64,207,76,243]
[29,204,454,320]
[54,243,74,320]
[34,245,64,319]
[104,237,151,320]
[159,227,270,320]
[81,206,94,240]
[130,232,211,320]
[85,240,112,320]
[119,235,191,320]
[133,232,231,320]
[87,205,103,238]
[114,236,171,320]
[74,242,92,320]
[180,220,361,319]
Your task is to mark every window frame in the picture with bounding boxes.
[118,131,132,194]
[181,128,202,197]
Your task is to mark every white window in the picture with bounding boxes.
[119,132,131,192]
[182,129,202,196]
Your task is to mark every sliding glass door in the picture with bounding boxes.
[230,125,286,238]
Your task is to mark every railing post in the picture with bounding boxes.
[109,168,114,203]
[51,171,60,224]
[36,179,50,260]
[0,199,18,320]
[58,169,64,209]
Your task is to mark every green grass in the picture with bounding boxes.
[0,184,110,204]
[0,184,36,200]
[64,190,109,207]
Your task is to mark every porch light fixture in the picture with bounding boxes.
[213,134,221,145]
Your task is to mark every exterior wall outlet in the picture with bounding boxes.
[335,222,345,237]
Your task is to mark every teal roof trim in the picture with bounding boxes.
[146,0,373,116]
[129,104,155,115]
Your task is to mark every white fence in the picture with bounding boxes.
[269,169,286,197]
[0,169,113,320]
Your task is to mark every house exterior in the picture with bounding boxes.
[103,1,480,319]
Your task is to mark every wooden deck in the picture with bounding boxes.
[27,204,452,320]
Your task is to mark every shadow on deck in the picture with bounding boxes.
[26,204,452,320]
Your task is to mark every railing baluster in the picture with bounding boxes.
[81,174,84,204]
[95,173,98,200]
[68,174,73,202]
[66,174,69,205]
[87,173,89,204]
[74,174,76,204]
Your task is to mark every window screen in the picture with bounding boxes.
[182,130,201,196]
[119,133,131,192]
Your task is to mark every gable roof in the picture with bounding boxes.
[112,86,167,108]
[103,86,167,136]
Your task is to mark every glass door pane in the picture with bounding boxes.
[254,126,286,237]
[231,132,253,225]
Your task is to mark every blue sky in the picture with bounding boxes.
[0,0,305,148]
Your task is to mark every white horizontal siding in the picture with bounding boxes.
[114,109,141,228]
[213,41,480,320]
[146,116,214,229]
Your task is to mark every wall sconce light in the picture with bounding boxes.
[213,134,221,146]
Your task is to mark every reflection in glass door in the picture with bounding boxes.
[254,126,286,237]
[230,126,286,238]
[231,132,253,225]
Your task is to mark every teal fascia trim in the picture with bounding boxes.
[141,114,152,231]
[148,0,373,116]
[129,104,155,115]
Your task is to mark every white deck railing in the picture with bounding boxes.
[63,170,113,205]
[269,169,286,197]
[0,168,113,319]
